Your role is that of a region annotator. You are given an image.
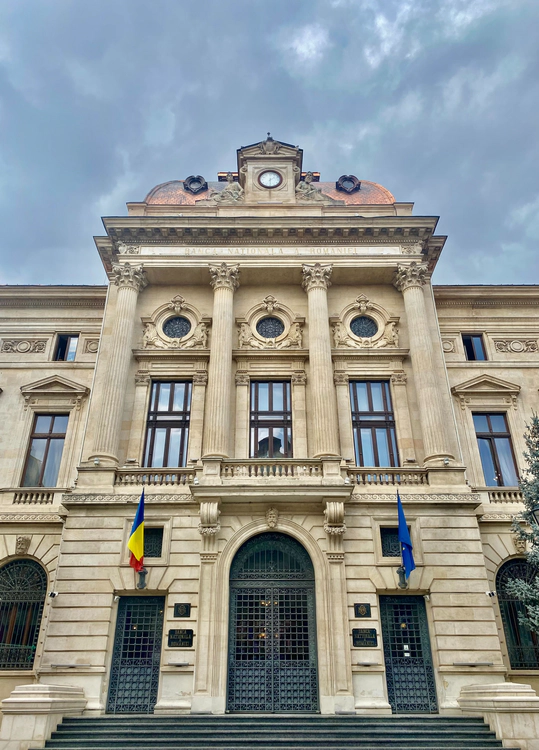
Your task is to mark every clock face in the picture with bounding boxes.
[259,170,282,188]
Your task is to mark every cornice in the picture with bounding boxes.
[62,493,194,505]
[0,513,64,522]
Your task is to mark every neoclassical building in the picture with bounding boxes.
[1,137,538,732]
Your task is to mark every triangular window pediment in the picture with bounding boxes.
[451,374,521,397]
[21,375,89,399]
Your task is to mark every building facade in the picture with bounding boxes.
[1,136,538,719]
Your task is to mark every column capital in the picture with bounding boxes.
[391,370,407,386]
[334,371,349,386]
[209,263,240,291]
[302,263,332,292]
[111,262,148,292]
[193,370,208,386]
[393,262,430,292]
[235,370,250,386]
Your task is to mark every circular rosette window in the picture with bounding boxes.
[162,316,191,339]
[256,316,285,339]
[350,315,378,338]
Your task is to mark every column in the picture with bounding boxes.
[89,263,147,465]
[291,370,308,458]
[394,262,454,463]
[334,372,355,462]
[202,263,240,458]
[234,370,250,458]
[302,264,340,458]
[187,371,208,463]
[125,370,151,465]
[390,370,416,463]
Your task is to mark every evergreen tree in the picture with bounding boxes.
[507,414,539,631]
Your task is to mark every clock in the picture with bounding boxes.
[258,170,282,188]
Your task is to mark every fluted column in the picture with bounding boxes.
[302,264,340,458]
[394,263,454,463]
[202,263,239,458]
[90,263,147,465]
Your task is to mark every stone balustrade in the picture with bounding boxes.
[1,488,67,505]
[115,469,194,487]
[487,488,524,503]
[347,467,429,487]
[221,460,322,480]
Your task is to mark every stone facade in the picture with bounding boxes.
[0,138,538,725]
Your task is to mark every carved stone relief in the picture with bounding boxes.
[494,339,538,353]
[266,507,279,528]
[200,172,244,204]
[141,296,210,350]
[442,339,455,353]
[512,534,527,554]
[1,340,47,354]
[332,294,399,350]
[84,339,100,354]
[237,296,304,350]
[15,536,31,555]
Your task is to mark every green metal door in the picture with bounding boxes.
[380,595,437,713]
[227,533,319,712]
[107,596,165,714]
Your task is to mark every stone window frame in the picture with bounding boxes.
[236,298,304,349]
[332,295,399,348]
[451,375,523,489]
[121,516,172,567]
[371,515,423,568]
[14,376,89,490]
[142,297,210,348]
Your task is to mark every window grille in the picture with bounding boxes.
[350,316,378,338]
[144,528,163,558]
[0,560,47,670]
[381,528,401,557]
[256,317,285,339]
[162,316,191,338]
[497,559,539,669]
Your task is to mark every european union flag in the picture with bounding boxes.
[397,491,416,579]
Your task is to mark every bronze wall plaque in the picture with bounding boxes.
[174,603,191,618]
[168,629,194,648]
[354,603,371,618]
[352,628,378,647]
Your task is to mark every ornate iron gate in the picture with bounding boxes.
[497,559,539,669]
[107,596,164,714]
[227,533,319,712]
[380,595,437,713]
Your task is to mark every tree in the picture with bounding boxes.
[507,414,539,631]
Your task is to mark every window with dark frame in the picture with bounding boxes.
[250,381,292,459]
[473,412,519,487]
[462,334,487,361]
[54,335,79,362]
[143,381,192,468]
[144,528,164,558]
[380,528,401,557]
[349,381,399,467]
[22,414,69,487]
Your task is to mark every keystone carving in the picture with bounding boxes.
[266,507,279,529]
[393,262,429,292]
[168,295,186,314]
[262,295,280,313]
[512,534,527,554]
[209,263,240,292]
[15,536,31,555]
[198,501,221,536]
[1,340,47,354]
[302,263,332,292]
[111,263,148,293]
[494,339,538,354]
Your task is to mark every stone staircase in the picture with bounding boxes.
[44,715,520,750]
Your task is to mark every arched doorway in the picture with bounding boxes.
[0,559,47,670]
[227,532,319,712]
[497,558,539,669]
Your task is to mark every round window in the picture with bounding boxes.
[350,316,378,338]
[163,316,191,338]
[256,317,285,339]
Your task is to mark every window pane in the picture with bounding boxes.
[256,428,269,458]
[151,428,167,467]
[390,428,398,463]
[66,337,78,361]
[495,438,519,486]
[144,428,153,466]
[472,336,486,360]
[477,437,498,486]
[151,382,159,410]
[490,414,507,433]
[272,383,284,412]
[166,428,182,467]
[172,383,187,411]
[257,383,269,412]
[23,439,47,486]
[355,382,368,411]
[473,414,489,433]
[34,416,52,434]
[157,384,171,411]
[272,427,285,458]
[353,429,361,465]
[370,382,383,411]
[42,439,64,486]
[53,415,69,434]
[360,428,375,466]
[376,428,390,466]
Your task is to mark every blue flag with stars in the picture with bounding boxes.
[397,491,416,579]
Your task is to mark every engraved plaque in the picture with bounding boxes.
[354,603,371,618]
[174,603,191,618]
[168,629,194,648]
[352,628,378,647]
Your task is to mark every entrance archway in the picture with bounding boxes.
[227,532,319,712]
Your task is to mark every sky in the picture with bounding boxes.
[0,0,537,286]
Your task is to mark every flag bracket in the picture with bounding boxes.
[397,565,408,589]
[136,567,148,590]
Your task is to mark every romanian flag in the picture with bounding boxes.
[128,489,145,572]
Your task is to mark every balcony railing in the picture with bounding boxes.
[5,488,67,505]
[346,467,429,486]
[114,469,195,487]
[221,460,322,480]
[487,488,523,503]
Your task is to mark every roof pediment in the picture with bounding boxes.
[451,374,521,397]
[21,375,90,398]
[237,135,303,172]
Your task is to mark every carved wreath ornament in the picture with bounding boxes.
[141,295,210,350]
[332,295,399,349]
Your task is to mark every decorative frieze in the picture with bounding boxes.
[209,262,240,291]
[1,339,47,354]
[393,262,429,292]
[302,263,332,291]
[401,241,425,255]
[0,514,64,522]
[494,339,538,353]
[84,339,99,353]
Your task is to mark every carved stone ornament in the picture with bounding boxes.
[117,242,141,255]
[302,263,333,292]
[333,371,349,386]
[393,262,429,292]
[263,295,280,313]
[442,339,455,353]
[332,320,399,349]
[258,134,281,155]
[209,263,240,292]
[291,370,307,386]
[401,241,424,255]
[324,501,346,535]
[135,371,151,386]
[335,175,361,194]
[266,507,279,529]
[198,501,221,536]
[193,371,209,386]
[237,321,303,350]
[84,339,99,354]
[296,172,343,204]
[183,175,208,195]
[235,370,250,386]
[513,534,527,554]
[494,339,538,354]
[168,295,186,314]
[15,536,31,555]
[202,172,244,204]
[1,340,47,354]
[391,371,407,386]
[111,262,148,293]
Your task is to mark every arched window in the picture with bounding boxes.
[0,559,47,669]
[496,558,539,669]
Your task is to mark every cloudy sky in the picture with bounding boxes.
[0,0,537,286]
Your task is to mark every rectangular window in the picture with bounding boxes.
[250,381,292,458]
[22,414,69,487]
[55,335,79,362]
[144,528,164,558]
[349,381,399,467]
[380,528,401,557]
[473,412,519,487]
[143,381,191,468]
[463,334,487,361]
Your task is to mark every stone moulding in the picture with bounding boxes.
[0,514,64,522]
[1,339,47,354]
[62,494,193,504]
